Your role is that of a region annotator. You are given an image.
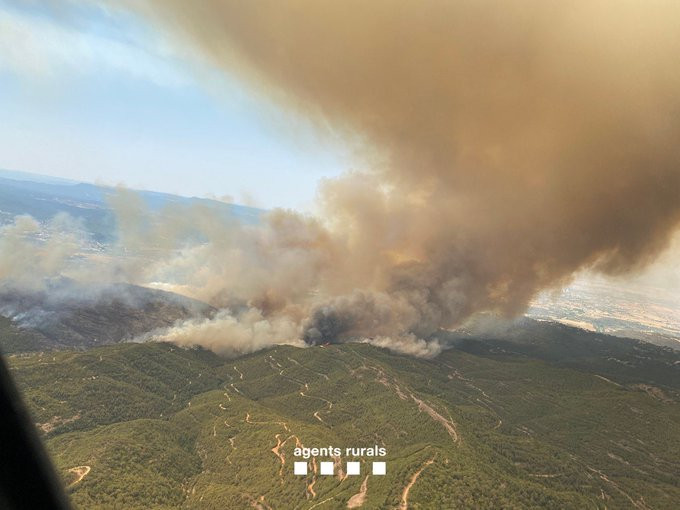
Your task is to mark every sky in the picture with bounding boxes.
[0,0,352,209]
[0,0,678,339]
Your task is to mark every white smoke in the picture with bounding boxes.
[141,307,304,357]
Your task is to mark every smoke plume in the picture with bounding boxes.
[125,1,680,350]
[4,1,680,356]
[0,214,84,291]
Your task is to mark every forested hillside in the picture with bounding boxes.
[5,337,679,509]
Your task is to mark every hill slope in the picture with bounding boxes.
[0,281,215,352]
[6,336,679,509]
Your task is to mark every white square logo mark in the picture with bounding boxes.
[294,462,307,475]
[346,461,361,475]
[372,461,386,475]
[320,461,334,475]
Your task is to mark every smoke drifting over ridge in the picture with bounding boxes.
[4,1,680,356]
[125,1,680,348]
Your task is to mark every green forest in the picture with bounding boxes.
[4,329,679,509]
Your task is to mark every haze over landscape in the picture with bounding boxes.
[1,1,679,509]
[2,1,680,355]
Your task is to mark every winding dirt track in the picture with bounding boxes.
[271,434,285,474]
[299,389,333,426]
[347,348,460,444]
[347,475,369,508]
[409,393,458,443]
[67,465,91,487]
[308,458,318,498]
[399,458,434,510]
[365,360,460,443]
[245,412,289,432]
[587,466,651,510]
[308,496,335,509]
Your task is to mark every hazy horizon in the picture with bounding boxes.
[0,1,353,210]
[2,0,679,354]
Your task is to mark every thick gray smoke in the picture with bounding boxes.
[4,1,680,357]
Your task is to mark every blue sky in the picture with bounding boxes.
[0,0,351,209]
